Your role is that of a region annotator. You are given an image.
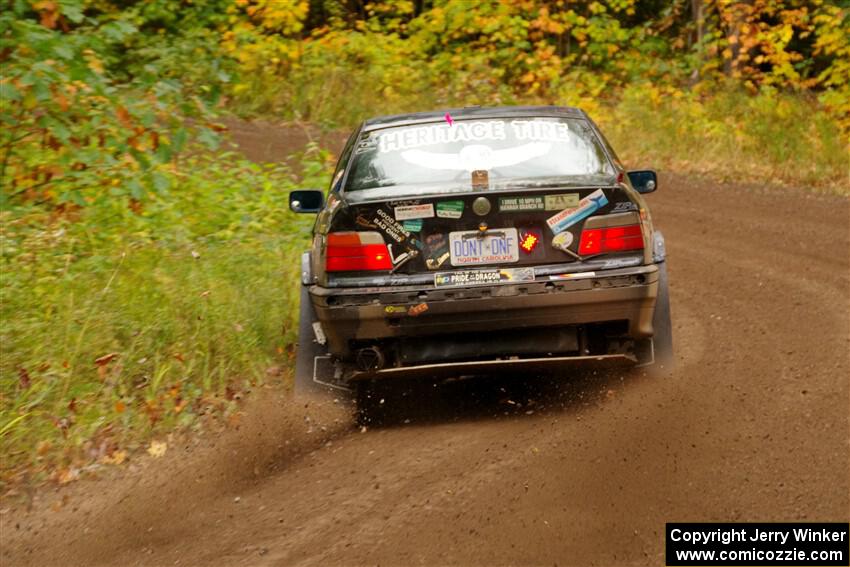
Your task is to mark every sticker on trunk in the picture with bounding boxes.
[388,199,421,207]
[424,233,450,270]
[601,257,641,269]
[436,200,464,219]
[374,208,411,244]
[546,189,608,234]
[449,228,519,266]
[552,231,574,252]
[499,196,544,212]
[544,193,580,211]
[408,303,429,317]
[384,305,407,316]
[434,267,535,288]
[402,219,423,232]
[612,201,638,212]
[394,203,434,221]
[355,214,378,229]
[548,271,596,281]
[388,243,417,267]
[519,228,541,253]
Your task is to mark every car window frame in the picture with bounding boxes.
[312,124,363,235]
[581,112,624,172]
[336,122,364,197]
[331,126,361,191]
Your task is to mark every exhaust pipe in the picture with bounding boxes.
[355,346,386,372]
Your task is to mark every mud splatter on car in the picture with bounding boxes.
[289,106,672,423]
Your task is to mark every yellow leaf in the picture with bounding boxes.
[56,467,79,484]
[147,440,167,458]
[100,450,127,465]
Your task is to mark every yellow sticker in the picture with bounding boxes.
[544,194,580,211]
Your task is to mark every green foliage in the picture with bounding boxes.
[0,149,331,486]
[812,3,850,134]
[223,0,850,141]
[0,1,222,210]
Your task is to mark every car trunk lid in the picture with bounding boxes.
[322,186,646,286]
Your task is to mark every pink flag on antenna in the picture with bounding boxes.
[444,112,453,126]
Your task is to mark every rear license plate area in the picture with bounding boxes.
[449,228,519,266]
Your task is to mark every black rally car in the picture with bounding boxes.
[290,106,672,410]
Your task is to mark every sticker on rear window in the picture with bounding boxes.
[471,169,489,190]
[511,120,575,142]
[379,121,508,153]
[394,203,434,221]
[499,196,544,212]
[434,267,535,288]
[436,200,464,219]
[401,142,552,172]
[377,120,578,154]
[544,193,580,210]
[546,189,608,234]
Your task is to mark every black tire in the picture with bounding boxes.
[294,285,332,398]
[650,261,674,372]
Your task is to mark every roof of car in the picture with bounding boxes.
[361,105,586,131]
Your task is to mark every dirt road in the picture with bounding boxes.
[3,169,848,566]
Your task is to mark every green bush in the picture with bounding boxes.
[0,149,331,486]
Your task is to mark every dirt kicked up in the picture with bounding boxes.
[2,169,848,566]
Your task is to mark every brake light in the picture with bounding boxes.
[578,224,644,255]
[326,232,392,272]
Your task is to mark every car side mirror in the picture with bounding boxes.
[627,170,658,194]
[289,190,324,213]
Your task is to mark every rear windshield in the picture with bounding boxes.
[344,117,615,199]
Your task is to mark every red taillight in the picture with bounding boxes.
[326,232,392,272]
[578,224,644,255]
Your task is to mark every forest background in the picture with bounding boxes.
[1,0,848,489]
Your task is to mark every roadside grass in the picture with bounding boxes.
[598,85,849,195]
[0,150,329,489]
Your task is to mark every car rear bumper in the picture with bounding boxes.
[308,264,660,360]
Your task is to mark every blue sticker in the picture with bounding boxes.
[403,219,423,232]
[545,189,609,234]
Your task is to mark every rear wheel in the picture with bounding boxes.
[650,261,674,372]
[294,285,332,397]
